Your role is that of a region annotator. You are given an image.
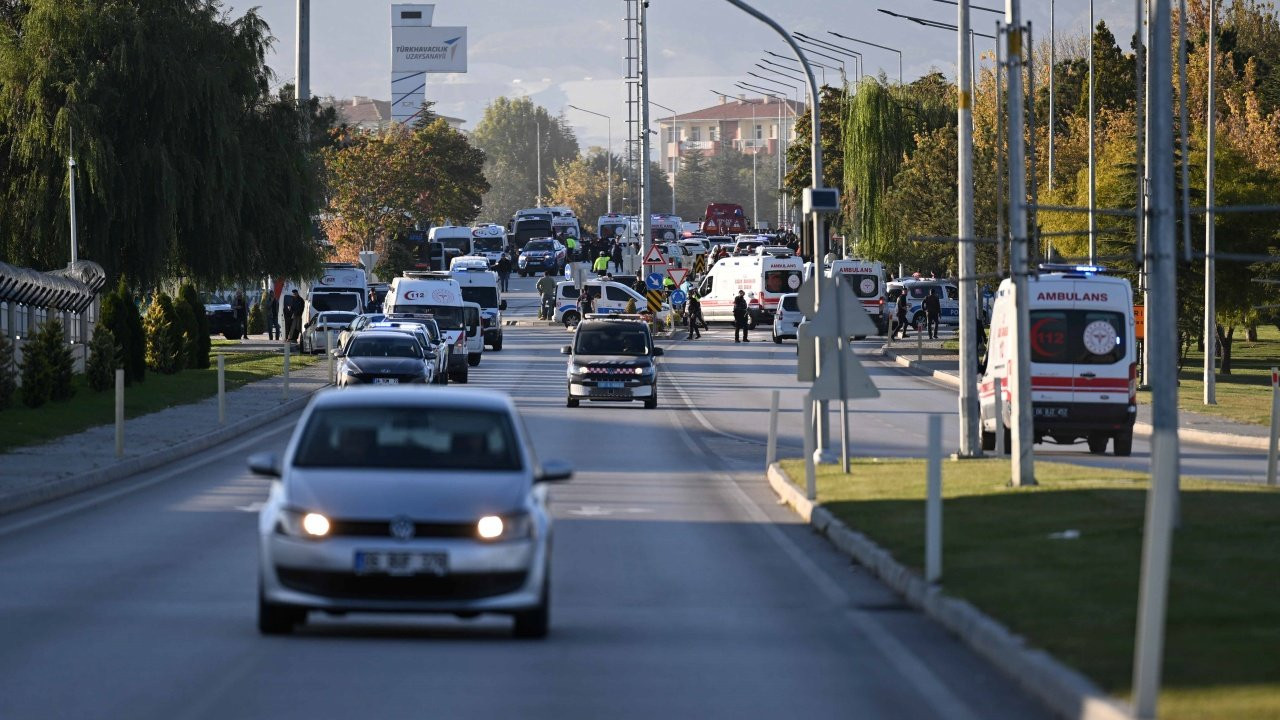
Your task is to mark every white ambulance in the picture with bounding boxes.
[427,225,473,264]
[469,224,508,266]
[450,257,506,351]
[300,262,366,329]
[696,250,805,328]
[826,259,888,335]
[980,266,1137,456]
[650,214,682,244]
[383,271,476,383]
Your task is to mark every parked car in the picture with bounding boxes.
[301,311,359,354]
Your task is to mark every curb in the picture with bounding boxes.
[0,390,319,517]
[766,463,1133,720]
[877,348,1273,451]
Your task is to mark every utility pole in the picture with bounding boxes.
[1004,0,1035,486]
[1088,0,1097,263]
[68,130,79,265]
[639,0,653,263]
[1204,2,1217,405]
[295,0,310,102]
[1047,0,1054,190]
[957,0,980,457]
[535,118,542,207]
[752,102,758,225]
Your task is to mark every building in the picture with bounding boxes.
[655,95,803,175]
[320,96,467,133]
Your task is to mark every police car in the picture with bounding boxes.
[563,316,664,409]
[885,278,959,333]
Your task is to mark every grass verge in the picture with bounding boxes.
[779,457,1280,720]
[0,352,318,452]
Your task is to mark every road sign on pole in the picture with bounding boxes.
[645,289,663,315]
[643,245,666,265]
[667,267,688,286]
[693,254,707,277]
[645,272,665,291]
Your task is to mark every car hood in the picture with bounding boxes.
[572,354,651,367]
[205,303,232,313]
[342,357,424,375]
[285,468,528,521]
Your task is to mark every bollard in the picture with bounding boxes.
[114,368,124,458]
[1269,367,1279,487]
[766,389,780,469]
[217,353,226,425]
[282,342,291,401]
[326,330,335,384]
[803,393,817,501]
[916,319,923,363]
[926,414,943,584]
[994,375,1006,456]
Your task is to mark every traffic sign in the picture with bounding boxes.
[645,272,665,291]
[693,254,707,277]
[670,290,687,305]
[667,267,689,286]
[797,329,879,400]
[797,275,878,337]
[643,245,666,265]
[645,289,663,314]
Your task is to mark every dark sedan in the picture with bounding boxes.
[335,331,431,387]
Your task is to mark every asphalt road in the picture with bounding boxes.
[0,291,1053,719]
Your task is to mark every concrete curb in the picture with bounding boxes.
[0,391,318,517]
[767,462,1133,720]
[876,347,1273,451]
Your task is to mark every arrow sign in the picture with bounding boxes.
[810,340,880,400]
[667,267,689,286]
[670,289,687,305]
[645,272,665,291]
[798,274,877,337]
[643,245,666,265]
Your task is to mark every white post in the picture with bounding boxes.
[957,0,981,458]
[925,414,943,584]
[1204,3,1217,405]
[1268,367,1278,487]
[607,115,613,213]
[282,342,291,401]
[217,353,226,425]
[326,330,334,384]
[1005,0,1036,486]
[767,389,780,468]
[994,375,1006,456]
[114,368,124,458]
[804,393,816,500]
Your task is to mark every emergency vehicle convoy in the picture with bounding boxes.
[980,265,1137,456]
[383,271,480,383]
[696,246,804,328]
[826,259,888,335]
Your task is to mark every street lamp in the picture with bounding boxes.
[649,100,678,215]
[567,104,613,213]
[829,31,903,85]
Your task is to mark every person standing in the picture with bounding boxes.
[732,290,750,343]
[496,253,512,292]
[895,292,910,339]
[231,290,248,339]
[267,290,281,341]
[366,288,382,315]
[536,269,558,320]
[284,289,304,343]
[923,289,941,339]
[686,293,703,340]
[593,251,610,276]
[576,285,594,320]
[610,241,623,272]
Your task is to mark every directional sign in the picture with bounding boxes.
[693,253,707,277]
[797,329,880,400]
[670,289,687,305]
[643,245,666,265]
[797,275,878,337]
[645,272,665,291]
[645,289,663,314]
[667,267,689,286]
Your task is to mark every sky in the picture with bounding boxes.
[240,0,1139,153]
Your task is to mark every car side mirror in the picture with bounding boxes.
[560,345,573,354]
[652,347,664,356]
[499,300,508,311]
[536,459,573,483]
[247,452,281,478]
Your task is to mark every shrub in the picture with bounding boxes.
[100,277,146,384]
[178,283,210,369]
[172,298,199,371]
[20,317,74,407]
[624,298,637,314]
[143,290,183,374]
[86,326,119,392]
[0,332,16,410]
[247,303,264,335]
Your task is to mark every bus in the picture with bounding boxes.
[701,203,748,235]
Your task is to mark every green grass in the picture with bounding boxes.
[0,352,319,452]
[780,458,1280,720]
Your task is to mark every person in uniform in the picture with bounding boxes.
[686,293,703,340]
[732,290,750,343]
[923,289,941,339]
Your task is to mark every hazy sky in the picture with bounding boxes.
[240,0,1138,152]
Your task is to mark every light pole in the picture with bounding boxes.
[567,104,613,213]
[829,31,902,84]
[1088,0,1097,263]
[1205,0,1217,405]
[650,100,678,215]
[957,0,979,457]
[1004,0,1035,487]
[68,130,79,265]
[296,0,310,101]
[534,117,542,207]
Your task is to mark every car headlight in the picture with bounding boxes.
[476,514,533,541]
[277,509,331,539]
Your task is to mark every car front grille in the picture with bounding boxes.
[328,520,475,538]
[348,374,423,383]
[277,568,528,601]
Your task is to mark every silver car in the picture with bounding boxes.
[772,293,802,344]
[250,388,572,637]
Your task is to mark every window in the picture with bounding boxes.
[294,407,522,471]
[945,285,959,300]
[711,126,720,141]
[764,270,802,294]
[605,285,633,302]
[771,123,777,140]
[574,325,651,356]
[691,126,701,141]
[346,336,422,358]
[844,273,879,299]
[755,124,763,140]
[460,287,499,308]
[1029,310,1126,365]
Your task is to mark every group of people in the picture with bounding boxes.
[892,289,942,340]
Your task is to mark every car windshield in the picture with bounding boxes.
[293,406,523,471]
[525,241,553,252]
[574,325,651,356]
[1030,310,1127,365]
[764,270,802,294]
[319,313,357,326]
[473,237,502,251]
[346,336,422,358]
[310,293,360,312]
[461,287,499,308]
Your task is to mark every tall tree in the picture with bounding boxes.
[469,97,579,224]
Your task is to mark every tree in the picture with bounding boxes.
[86,326,118,392]
[98,277,145,385]
[19,317,73,407]
[470,97,579,223]
[143,291,183,375]
[546,151,610,232]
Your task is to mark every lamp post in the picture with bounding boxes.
[829,31,902,84]
[650,100,678,215]
[296,0,309,102]
[567,104,613,213]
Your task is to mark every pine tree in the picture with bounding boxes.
[143,291,183,374]
[86,326,118,392]
[0,332,17,410]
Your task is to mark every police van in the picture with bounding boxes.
[980,265,1137,456]
[469,224,508,266]
[826,259,888,335]
[450,257,506,351]
[885,278,960,333]
[384,272,476,383]
[696,250,804,328]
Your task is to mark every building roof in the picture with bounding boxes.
[320,96,466,132]
[659,96,805,123]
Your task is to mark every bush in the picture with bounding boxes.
[0,332,16,410]
[172,298,199,371]
[100,277,146,384]
[247,303,264,335]
[143,290,183,374]
[20,317,74,407]
[86,326,119,392]
[178,283,210,369]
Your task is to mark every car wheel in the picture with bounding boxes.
[513,575,550,639]
[491,336,503,351]
[258,583,305,635]
[1113,429,1134,457]
[566,396,579,408]
[563,310,580,327]
[773,332,782,344]
[467,353,481,367]
[912,312,927,331]
[1087,432,1109,455]
[224,331,242,341]
[644,391,657,409]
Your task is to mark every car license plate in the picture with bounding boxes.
[372,377,399,385]
[1034,406,1070,418]
[599,381,624,389]
[354,551,448,576]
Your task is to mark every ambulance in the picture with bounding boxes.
[427,225,473,263]
[383,271,476,383]
[695,250,805,328]
[650,214,683,244]
[826,259,888,336]
[469,224,508,266]
[300,262,366,329]
[450,257,506,351]
[980,265,1137,456]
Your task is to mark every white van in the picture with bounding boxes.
[980,268,1137,456]
[827,259,888,335]
[301,263,366,328]
[451,259,506,351]
[554,279,670,325]
[460,301,485,366]
[384,271,473,382]
[428,225,473,263]
[696,251,804,328]
[470,224,508,266]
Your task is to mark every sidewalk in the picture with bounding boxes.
[0,361,331,515]
[877,339,1272,450]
